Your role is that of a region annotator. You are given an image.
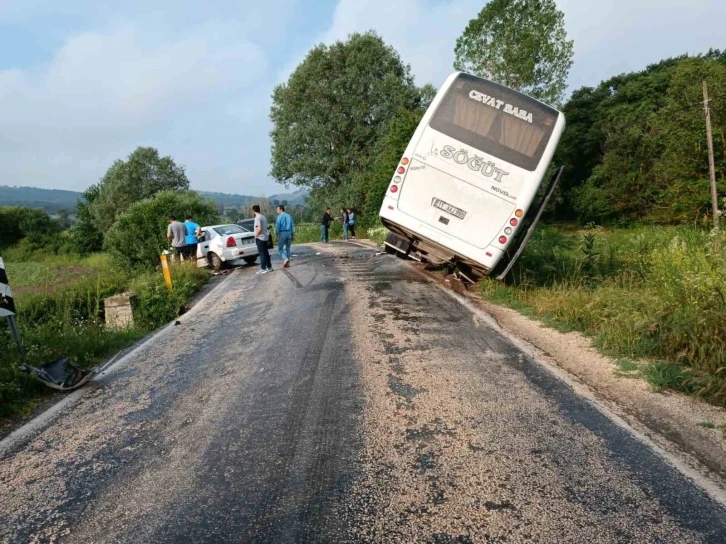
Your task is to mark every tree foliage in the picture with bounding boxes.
[71,184,105,254]
[454,0,573,105]
[104,191,219,270]
[355,108,426,226]
[555,51,726,224]
[270,32,425,194]
[0,206,59,250]
[90,147,190,234]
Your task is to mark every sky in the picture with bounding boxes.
[0,0,724,196]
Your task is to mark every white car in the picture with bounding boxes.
[196,224,259,270]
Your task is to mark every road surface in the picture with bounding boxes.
[2,242,726,543]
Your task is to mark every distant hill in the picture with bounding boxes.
[1,185,309,213]
[0,186,82,213]
[268,189,308,206]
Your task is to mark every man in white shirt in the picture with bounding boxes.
[253,205,272,274]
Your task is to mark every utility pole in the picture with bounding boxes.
[703,79,720,231]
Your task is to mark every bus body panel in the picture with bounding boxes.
[380,71,565,275]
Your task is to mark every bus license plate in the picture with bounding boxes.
[432,198,467,220]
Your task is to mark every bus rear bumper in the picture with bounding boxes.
[379,200,503,276]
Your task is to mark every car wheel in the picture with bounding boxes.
[209,252,223,271]
[243,256,257,265]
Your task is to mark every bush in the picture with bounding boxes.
[104,190,219,270]
[130,264,210,329]
[0,206,60,250]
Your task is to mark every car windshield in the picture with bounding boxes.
[237,219,254,231]
[213,225,246,236]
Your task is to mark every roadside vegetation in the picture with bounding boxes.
[0,246,209,416]
[481,225,726,405]
[0,149,218,418]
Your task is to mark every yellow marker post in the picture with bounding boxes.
[160,253,173,291]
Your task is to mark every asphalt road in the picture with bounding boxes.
[2,242,726,543]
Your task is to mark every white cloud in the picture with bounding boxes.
[0,19,273,192]
[320,0,482,87]
[2,0,725,196]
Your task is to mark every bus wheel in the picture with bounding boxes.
[384,244,397,255]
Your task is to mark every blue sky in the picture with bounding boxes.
[0,0,724,196]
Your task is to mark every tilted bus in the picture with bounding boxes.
[379,72,565,281]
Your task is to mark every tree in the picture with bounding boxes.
[0,206,59,249]
[270,32,424,192]
[454,0,574,105]
[90,147,190,234]
[559,51,726,224]
[355,108,427,226]
[104,191,219,269]
[72,184,105,254]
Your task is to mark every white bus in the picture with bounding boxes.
[379,72,565,281]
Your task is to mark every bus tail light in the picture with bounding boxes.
[515,209,524,218]
[390,185,399,193]
[401,157,409,165]
[504,227,513,235]
[393,176,402,183]
[226,236,237,248]
[397,166,406,174]
[510,218,519,226]
[499,236,507,244]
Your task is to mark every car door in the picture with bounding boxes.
[197,228,212,266]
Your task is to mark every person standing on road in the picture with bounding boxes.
[347,208,357,240]
[275,205,295,268]
[167,216,187,261]
[340,207,350,241]
[253,205,272,274]
[183,215,201,261]
[320,207,332,243]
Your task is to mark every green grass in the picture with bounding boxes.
[0,252,210,417]
[481,224,726,406]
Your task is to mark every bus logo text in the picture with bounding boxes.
[440,145,509,182]
[491,185,514,199]
[469,90,533,124]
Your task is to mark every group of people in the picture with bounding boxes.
[320,207,356,243]
[166,215,201,260]
[168,204,358,274]
[252,204,296,275]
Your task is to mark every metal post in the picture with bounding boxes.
[703,79,720,231]
[160,253,174,291]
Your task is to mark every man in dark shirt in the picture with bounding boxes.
[320,207,332,243]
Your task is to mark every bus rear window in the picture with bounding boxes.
[429,74,558,171]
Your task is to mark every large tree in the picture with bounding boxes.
[454,0,574,105]
[90,147,190,234]
[555,51,726,224]
[269,32,424,193]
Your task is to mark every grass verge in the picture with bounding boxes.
[0,251,210,417]
[480,224,726,406]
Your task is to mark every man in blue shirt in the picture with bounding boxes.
[183,215,201,261]
[275,205,295,268]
